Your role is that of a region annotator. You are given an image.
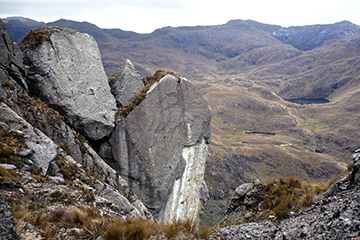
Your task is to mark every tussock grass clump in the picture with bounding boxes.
[119,70,181,118]
[0,142,14,159]
[50,208,69,222]
[163,221,181,240]
[262,175,328,219]
[104,218,154,240]
[159,218,199,239]
[12,204,31,222]
[11,202,212,239]
[0,165,23,182]
[194,225,213,239]
[33,212,49,229]
[54,154,79,181]
[83,221,109,239]
[143,70,181,86]
[19,26,53,51]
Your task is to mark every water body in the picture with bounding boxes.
[285,98,330,104]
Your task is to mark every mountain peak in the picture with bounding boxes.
[2,16,45,27]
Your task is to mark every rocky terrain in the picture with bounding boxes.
[0,18,211,239]
[211,150,360,239]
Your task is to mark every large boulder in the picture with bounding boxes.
[109,59,144,109]
[110,74,211,222]
[21,26,117,141]
[0,103,58,175]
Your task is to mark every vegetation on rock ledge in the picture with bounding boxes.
[118,70,181,118]
[19,26,53,51]
[219,172,348,228]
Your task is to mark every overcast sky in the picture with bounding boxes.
[1,0,360,33]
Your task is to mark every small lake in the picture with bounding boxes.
[285,98,330,105]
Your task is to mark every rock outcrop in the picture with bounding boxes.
[211,151,360,239]
[1,19,211,234]
[109,59,144,109]
[0,18,152,224]
[110,74,211,222]
[227,179,264,213]
[0,103,58,174]
[21,26,117,141]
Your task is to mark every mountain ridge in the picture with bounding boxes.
[4,17,360,51]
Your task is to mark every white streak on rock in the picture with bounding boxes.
[162,138,208,223]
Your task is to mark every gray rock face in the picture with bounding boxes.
[110,75,211,221]
[212,152,360,239]
[110,59,144,109]
[0,103,57,174]
[218,179,265,226]
[22,26,117,140]
[0,195,17,240]
[0,19,27,91]
[228,179,264,211]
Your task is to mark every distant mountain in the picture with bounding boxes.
[2,17,44,42]
[272,20,360,51]
[4,16,360,201]
[47,19,120,41]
